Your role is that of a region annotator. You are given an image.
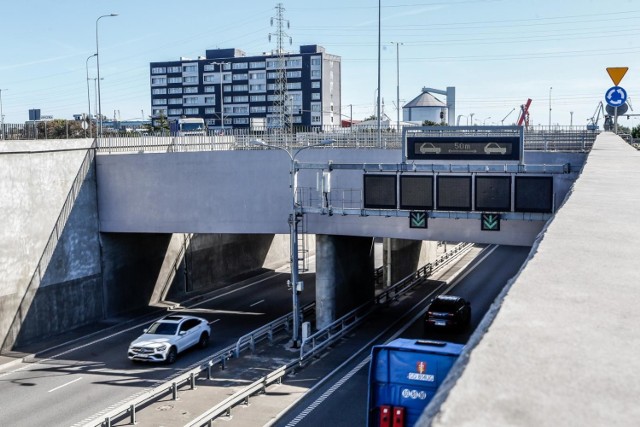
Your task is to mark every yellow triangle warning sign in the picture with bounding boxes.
[606,67,629,86]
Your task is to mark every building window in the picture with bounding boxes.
[286,70,301,78]
[311,92,321,100]
[168,98,182,104]
[152,99,167,105]
[232,62,248,69]
[267,71,279,79]
[224,85,232,92]
[168,77,181,84]
[312,81,321,89]
[204,86,215,93]
[250,106,266,113]
[231,106,249,114]
[293,116,302,123]
[205,97,216,104]
[168,108,183,115]
[151,77,167,85]
[285,58,302,68]
[205,107,216,114]
[266,59,279,69]
[234,117,249,124]
[184,108,199,114]
[152,67,166,74]
[152,88,167,95]
[184,96,198,104]
[267,83,276,91]
[233,84,248,91]
[250,61,265,69]
[223,96,232,103]
[311,57,322,66]
[311,103,322,112]
[311,70,321,79]
[168,87,183,94]
[203,75,218,83]
[183,76,198,84]
[233,96,249,103]
[168,66,181,73]
[152,108,167,116]
[233,73,248,80]
[249,84,266,92]
[267,94,278,101]
[184,87,198,94]
[250,95,266,102]
[182,65,197,73]
[311,115,321,123]
[249,72,266,80]
[287,82,301,90]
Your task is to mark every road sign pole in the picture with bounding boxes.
[614,106,618,134]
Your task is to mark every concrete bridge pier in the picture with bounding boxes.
[382,238,435,287]
[315,234,374,329]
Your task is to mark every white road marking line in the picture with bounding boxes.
[48,377,82,393]
[250,299,265,307]
[209,319,221,324]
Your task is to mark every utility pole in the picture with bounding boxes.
[269,3,293,135]
[391,42,403,133]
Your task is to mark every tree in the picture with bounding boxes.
[631,125,640,139]
[36,119,85,139]
[422,120,447,126]
[144,112,170,134]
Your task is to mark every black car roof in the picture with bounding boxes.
[434,295,464,302]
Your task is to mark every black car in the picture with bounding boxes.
[424,295,471,331]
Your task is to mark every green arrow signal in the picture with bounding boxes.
[482,214,500,231]
[410,212,427,228]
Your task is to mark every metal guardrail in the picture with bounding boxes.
[298,242,473,362]
[184,364,295,427]
[234,302,315,357]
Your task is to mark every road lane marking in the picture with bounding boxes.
[209,319,221,324]
[48,377,82,393]
[250,299,265,307]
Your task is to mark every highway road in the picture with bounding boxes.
[271,245,531,427]
[0,270,316,427]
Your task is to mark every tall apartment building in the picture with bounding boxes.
[149,45,341,130]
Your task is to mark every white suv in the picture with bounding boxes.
[128,315,211,363]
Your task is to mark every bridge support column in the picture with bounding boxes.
[383,239,434,287]
[315,234,374,330]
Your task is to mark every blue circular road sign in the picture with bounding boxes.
[605,86,627,107]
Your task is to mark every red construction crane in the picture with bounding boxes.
[517,98,532,127]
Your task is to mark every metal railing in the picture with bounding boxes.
[234,302,315,357]
[184,364,295,427]
[84,127,600,154]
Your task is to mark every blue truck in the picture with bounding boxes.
[367,338,464,427]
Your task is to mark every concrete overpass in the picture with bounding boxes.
[0,129,591,357]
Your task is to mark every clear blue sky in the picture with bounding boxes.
[1,0,639,128]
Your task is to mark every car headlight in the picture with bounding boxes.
[156,345,167,352]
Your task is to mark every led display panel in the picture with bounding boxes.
[475,176,511,211]
[407,136,521,161]
[437,176,472,211]
[400,175,434,210]
[515,176,553,213]
[364,174,397,209]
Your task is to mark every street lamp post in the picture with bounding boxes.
[210,62,227,130]
[0,88,6,140]
[86,53,97,138]
[501,108,515,125]
[483,116,491,125]
[469,112,475,126]
[96,13,118,138]
[391,42,403,133]
[250,138,335,347]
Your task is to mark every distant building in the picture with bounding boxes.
[149,45,341,130]
[403,87,455,125]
